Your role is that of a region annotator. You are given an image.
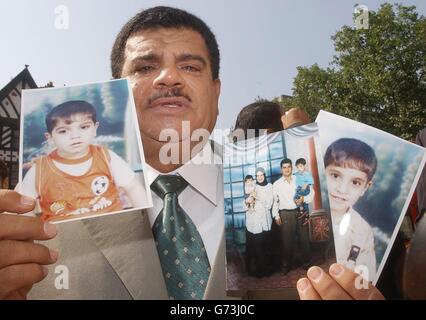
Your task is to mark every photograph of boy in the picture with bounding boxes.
[293,158,314,217]
[19,80,152,223]
[316,110,426,284]
[324,138,377,280]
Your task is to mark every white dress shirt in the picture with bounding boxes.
[145,142,224,266]
[272,176,314,218]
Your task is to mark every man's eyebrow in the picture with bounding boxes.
[130,53,161,64]
[128,53,207,68]
[177,53,207,67]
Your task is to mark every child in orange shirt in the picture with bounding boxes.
[21,100,146,222]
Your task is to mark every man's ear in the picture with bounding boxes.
[214,78,221,115]
[45,132,51,141]
[94,122,100,135]
[214,78,221,97]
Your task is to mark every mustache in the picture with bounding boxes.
[148,87,192,105]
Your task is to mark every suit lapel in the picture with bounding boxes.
[82,209,168,299]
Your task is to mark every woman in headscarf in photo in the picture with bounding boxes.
[245,167,274,277]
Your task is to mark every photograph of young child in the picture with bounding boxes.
[293,157,314,220]
[316,111,426,284]
[323,138,377,280]
[19,79,152,223]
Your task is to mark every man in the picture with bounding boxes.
[0,6,383,300]
[272,159,312,274]
[233,101,284,140]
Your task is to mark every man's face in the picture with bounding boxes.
[281,163,292,177]
[121,28,220,144]
[46,113,98,159]
[325,164,371,214]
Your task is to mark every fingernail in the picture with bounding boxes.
[307,266,322,282]
[330,263,344,277]
[20,195,35,207]
[297,278,310,292]
[50,249,59,262]
[44,223,57,238]
[41,266,49,277]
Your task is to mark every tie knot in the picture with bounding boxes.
[150,175,188,199]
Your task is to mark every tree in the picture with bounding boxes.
[287,3,426,139]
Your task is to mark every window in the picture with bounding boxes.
[243,164,256,178]
[224,183,231,198]
[256,147,268,162]
[271,158,283,175]
[232,197,246,213]
[231,182,244,197]
[230,166,242,181]
[224,168,230,183]
[270,141,284,159]
[244,149,256,164]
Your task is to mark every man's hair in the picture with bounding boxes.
[324,138,377,181]
[296,158,306,166]
[233,101,284,138]
[281,158,292,168]
[111,6,220,80]
[244,175,254,182]
[45,100,97,133]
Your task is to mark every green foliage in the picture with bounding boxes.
[288,3,426,139]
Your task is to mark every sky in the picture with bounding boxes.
[1,0,425,130]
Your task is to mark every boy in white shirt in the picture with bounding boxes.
[324,138,377,281]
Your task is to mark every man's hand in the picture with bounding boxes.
[274,216,282,226]
[0,190,58,300]
[297,264,385,300]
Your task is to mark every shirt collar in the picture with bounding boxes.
[332,207,355,226]
[145,141,221,206]
[280,175,294,184]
